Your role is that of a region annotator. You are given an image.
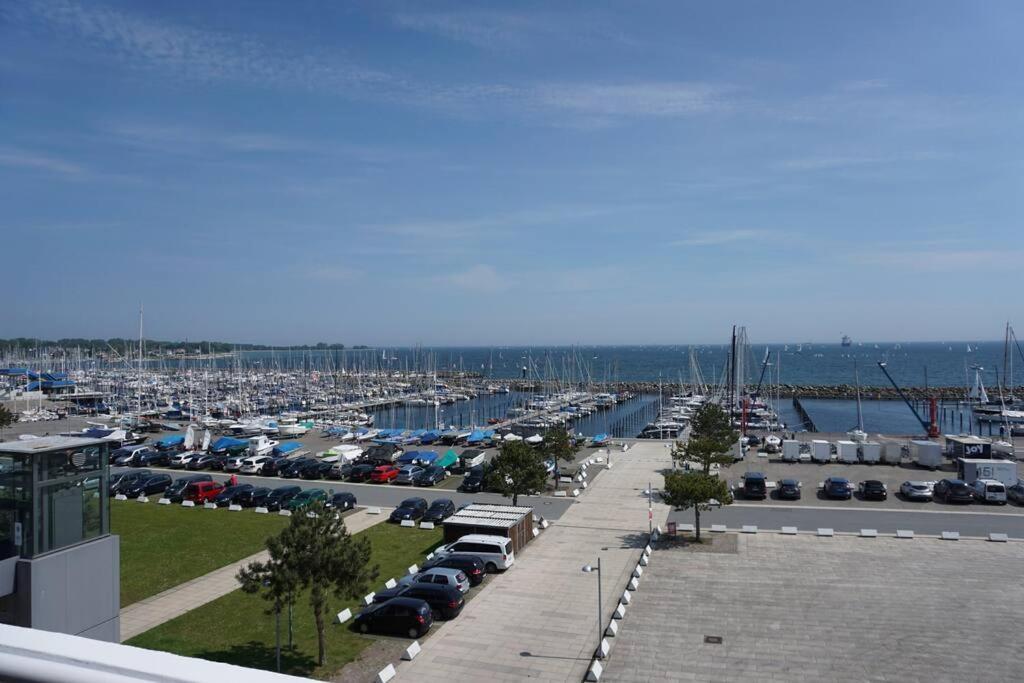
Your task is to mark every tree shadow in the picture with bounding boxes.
[615,531,651,549]
[194,641,317,677]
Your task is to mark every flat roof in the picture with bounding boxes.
[445,503,534,529]
[945,435,991,444]
[0,435,107,453]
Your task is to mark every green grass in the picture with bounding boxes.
[113,500,288,606]
[127,523,443,679]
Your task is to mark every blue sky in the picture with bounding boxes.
[2,1,1022,346]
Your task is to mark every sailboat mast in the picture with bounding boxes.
[137,303,144,417]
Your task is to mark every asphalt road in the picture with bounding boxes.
[114,466,576,520]
[669,503,1024,538]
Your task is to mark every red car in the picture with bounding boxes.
[370,465,399,483]
[184,480,225,503]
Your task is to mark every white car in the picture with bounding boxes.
[240,455,272,474]
[971,479,1007,504]
[434,534,515,572]
[169,450,201,468]
[899,481,934,501]
[398,567,470,593]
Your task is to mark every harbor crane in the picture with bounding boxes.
[876,361,940,437]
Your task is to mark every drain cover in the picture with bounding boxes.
[704,635,723,644]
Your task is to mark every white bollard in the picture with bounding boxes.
[605,620,618,637]
[181,500,195,508]
[554,491,567,497]
[781,526,798,535]
[114,494,127,501]
[572,489,580,497]
[597,638,610,658]
[229,504,243,512]
[639,553,648,567]
[632,565,643,578]
[400,519,415,527]
[582,481,588,489]
[279,509,292,517]
[613,603,626,619]
[367,506,382,515]
[710,524,727,533]
[158,498,171,505]
[586,660,603,682]
[817,528,834,537]
[741,525,758,534]
[860,529,877,538]
[254,506,268,514]
[620,590,631,605]
[533,528,540,537]
[425,552,434,560]
[941,531,960,541]
[896,529,914,539]
[643,544,652,555]
[402,641,422,661]
[420,521,435,530]
[989,533,1009,542]
[363,592,376,605]
[407,564,419,575]
[384,578,397,589]
[376,663,396,683]
[334,608,352,624]
[628,576,639,591]
[204,502,216,510]
[137,496,149,503]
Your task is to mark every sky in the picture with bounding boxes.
[2,0,1022,346]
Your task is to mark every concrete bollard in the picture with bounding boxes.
[158,498,171,505]
[710,524,727,533]
[613,603,626,619]
[896,529,914,539]
[554,491,567,497]
[781,526,798,535]
[632,565,643,579]
[941,531,960,541]
[628,576,639,591]
[376,663,396,683]
[402,641,422,661]
[425,552,434,560]
[597,638,610,658]
[363,592,376,605]
[114,494,128,501]
[254,506,268,514]
[639,554,648,567]
[643,544,652,555]
[860,529,877,538]
[367,506,382,515]
[586,660,604,682]
[572,489,580,497]
[279,509,292,517]
[533,528,540,537]
[582,481,588,489]
[420,521,435,530]
[334,608,352,625]
[137,496,149,503]
[741,525,758,534]
[407,564,419,575]
[400,519,415,527]
[989,533,1009,542]
[539,518,549,529]
[229,504,243,512]
[181,500,195,508]
[204,502,217,510]
[817,528,834,537]
[620,590,631,605]
[605,620,618,637]
[384,578,397,589]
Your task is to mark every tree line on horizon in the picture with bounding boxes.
[0,338,370,355]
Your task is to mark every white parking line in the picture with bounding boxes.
[727,502,1024,517]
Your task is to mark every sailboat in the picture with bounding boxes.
[847,361,868,443]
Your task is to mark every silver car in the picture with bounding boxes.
[398,567,470,593]
[900,480,934,501]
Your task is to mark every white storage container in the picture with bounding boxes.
[881,442,903,464]
[836,440,858,464]
[860,442,882,463]
[910,440,943,469]
[811,440,831,463]
[782,440,801,462]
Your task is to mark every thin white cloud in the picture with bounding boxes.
[443,264,509,292]
[671,229,777,247]
[853,248,1024,272]
[365,205,620,241]
[528,82,732,118]
[306,265,364,282]
[0,147,85,175]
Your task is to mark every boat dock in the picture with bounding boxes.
[791,397,818,432]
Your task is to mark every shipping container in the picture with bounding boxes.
[957,459,1018,486]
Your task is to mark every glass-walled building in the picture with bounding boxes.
[0,436,119,641]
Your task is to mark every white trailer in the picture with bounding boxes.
[957,459,1018,486]
[860,442,882,464]
[881,441,903,465]
[782,440,801,462]
[836,440,858,464]
[811,440,831,463]
[910,440,943,470]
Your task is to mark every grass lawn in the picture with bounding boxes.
[113,500,288,606]
[127,523,443,679]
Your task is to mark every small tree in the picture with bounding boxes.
[542,427,579,489]
[238,501,378,667]
[671,403,737,474]
[487,440,550,506]
[661,471,732,542]
[0,404,14,440]
[237,553,300,665]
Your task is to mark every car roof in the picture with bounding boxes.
[429,498,454,506]
[743,472,766,479]
[828,477,849,483]
[450,533,509,543]
[779,478,799,485]
[272,485,301,493]
[419,567,463,577]
[863,480,884,485]
[400,497,426,506]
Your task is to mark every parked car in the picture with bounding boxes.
[823,477,853,500]
[434,534,515,572]
[184,453,218,470]
[235,486,272,507]
[115,447,157,467]
[122,473,172,498]
[239,455,272,474]
[109,445,149,465]
[328,462,355,480]
[858,480,888,501]
[184,480,225,503]
[169,451,202,469]
[899,480,934,501]
[223,454,248,472]
[1008,481,1024,505]
[934,478,973,504]
[353,597,433,638]
[327,492,357,511]
[280,458,315,479]
[372,583,465,619]
[344,463,373,482]
[394,466,424,486]
[259,455,290,477]
[265,485,302,511]
[458,464,486,493]
[390,497,428,522]
[775,478,801,500]
[414,466,446,487]
[214,484,255,507]
[299,460,334,480]
[287,488,327,511]
[164,474,213,502]
[398,567,470,594]
[422,498,456,523]
[371,465,400,484]
[109,469,151,495]
[737,472,767,499]
[971,479,1007,504]
[421,553,486,586]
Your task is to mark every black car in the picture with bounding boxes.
[265,485,302,511]
[858,480,888,501]
[122,473,172,498]
[186,453,220,470]
[371,583,465,619]
[327,492,357,511]
[235,486,272,507]
[213,484,255,507]
[327,463,354,481]
[259,455,290,477]
[458,465,485,493]
[421,553,486,586]
[934,478,973,504]
[823,477,853,500]
[110,469,152,495]
[422,498,456,523]
[135,449,171,467]
[353,597,433,638]
[390,497,428,522]
[164,474,213,502]
[299,460,333,480]
[414,466,446,487]
[280,458,314,479]
[738,472,767,500]
[206,454,231,471]
[348,463,376,482]
[776,478,801,500]
[364,444,400,466]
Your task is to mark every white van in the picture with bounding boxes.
[971,479,1007,504]
[435,534,515,572]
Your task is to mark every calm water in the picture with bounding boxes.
[195,341,1018,388]
[777,398,993,436]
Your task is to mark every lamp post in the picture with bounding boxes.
[581,558,603,658]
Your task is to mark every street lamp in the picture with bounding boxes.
[581,558,603,659]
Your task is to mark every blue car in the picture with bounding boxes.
[823,477,853,500]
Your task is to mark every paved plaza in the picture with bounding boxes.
[602,533,1024,682]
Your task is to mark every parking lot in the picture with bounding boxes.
[602,533,1024,682]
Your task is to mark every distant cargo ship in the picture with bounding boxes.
[841,335,852,347]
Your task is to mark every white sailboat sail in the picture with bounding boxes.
[184,424,195,450]
[201,429,211,451]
